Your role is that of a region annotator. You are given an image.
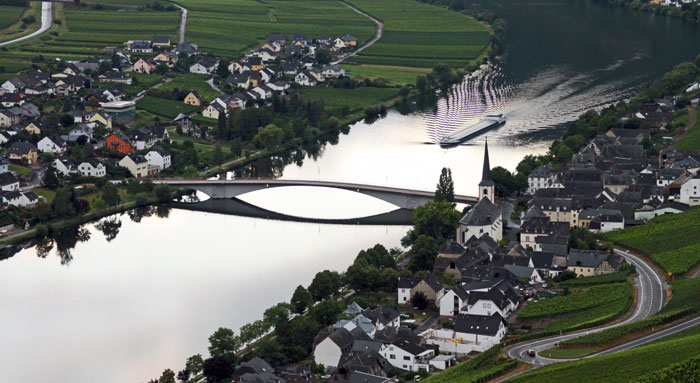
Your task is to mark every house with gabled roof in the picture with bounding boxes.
[8,141,38,164]
[38,135,66,154]
[313,328,356,369]
[567,249,623,277]
[184,90,202,106]
[78,159,106,177]
[0,172,20,191]
[425,313,506,355]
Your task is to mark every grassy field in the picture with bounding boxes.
[342,64,430,85]
[602,207,700,275]
[298,86,398,112]
[157,73,221,103]
[0,5,25,30]
[136,95,200,119]
[518,283,631,319]
[344,0,489,69]
[177,0,375,58]
[559,266,634,287]
[505,332,700,383]
[675,106,700,150]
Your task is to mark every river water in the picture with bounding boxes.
[3,1,700,382]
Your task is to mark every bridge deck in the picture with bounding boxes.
[153,178,478,202]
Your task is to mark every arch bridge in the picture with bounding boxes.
[153,179,478,210]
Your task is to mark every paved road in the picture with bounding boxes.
[506,249,665,366]
[171,2,187,44]
[0,2,53,48]
[206,77,224,96]
[331,1,383,65]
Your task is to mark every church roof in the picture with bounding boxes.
[479,140,494,186]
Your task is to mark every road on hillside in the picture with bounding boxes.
[489,249,669,382]
[0,2,53,48]
[331,1,383,65]
[171,2,187,44]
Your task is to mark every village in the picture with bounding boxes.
[0,31,367,223]
[1,23,700,383]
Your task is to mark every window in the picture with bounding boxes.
[403,356,411,361]
[389,354,395,359]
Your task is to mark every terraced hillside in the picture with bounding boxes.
[177,0,376,58]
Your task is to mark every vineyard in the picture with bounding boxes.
[631,355,700,383]
[506,332,700,383]
[423,345,519,383]
[559,264,635,287]
[603,207,700,274]
[518,283,632,319]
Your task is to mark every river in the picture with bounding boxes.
[3,0,700,381]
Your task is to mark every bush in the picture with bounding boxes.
[35,224,48,237]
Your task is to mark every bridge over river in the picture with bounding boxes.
[153,179,479,210]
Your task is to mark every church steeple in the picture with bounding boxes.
[478,139,495,202]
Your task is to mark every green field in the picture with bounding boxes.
[178,0,375,58]
[505,333,700,383]
[602,207,700,275]
[342,64,430,85]
[298,86,398,112]
[157,73,221,103]
[559,266,634,287]
[136,95,200,119]
[0,5,25,30]
[518,283,632,320]
[345,0,490,68]
[423,346,518,383]
[9,164,31,177]
[676,107,700,150]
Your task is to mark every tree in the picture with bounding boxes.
[308,270,341,301]
[217,60,231,78]
[52,187,75,218]
[154,184,172,202]
[409,235,438,272]
[263,302,292,329]
[177,369,190,382]
[310,300,343,325]
[290,285,313,314]
[208,327,239,359]
[202,355,234,383]
[185,354,204,375]
[154,63,169,75]
[230,138,243,157]
[412,201,461,242]
[434,167,455,205]
[315,49,331,65]
[490,166,522,197]
[416,75,429,93]
[33,201,53,222]
[214,145,223,165]
[101,182,121,207]
[42,167,60,190]
[217,113,227,140]
[253,124,284,150]
[159,369,176,383]
[411,291,429,310]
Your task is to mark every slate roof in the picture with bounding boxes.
[504,264,537,279]
[397,277,418,289]
[152,35,170,44]
[9,141,36,155]
[459,197,500,226]
[567,249,612,268]
[466,289,509,311]
[438,240,464,256]
[347,372,390,383]
[454,313,505,336]
[363,305,400,326]
[0,172,19,186]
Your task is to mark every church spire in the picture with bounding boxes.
[478,139,495,202]
[479,139,493,186]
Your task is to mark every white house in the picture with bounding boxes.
[189,58,217,74]
[1,78,25,94]
[527,165,557,194]
[38,135,66,154]
[78,159,106,177]
[295,71,317,86]
[463,289,512,318]
[53,158,75,176]
[0,190,38,207]
[0,172,20,191]
[379,340,434,372]
[397,277,417,305]
[438,285,469,317]
[145,147,171,170]
[425,314,506,356]
[321,65,346,78]
[312,328,354,369]
[503,264,544,284]
[679,175,700,206]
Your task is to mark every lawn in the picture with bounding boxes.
[178,0,375,58]
[344,0,490,69]
[157,73,221,103]
[136,95,200,119]
[602,207,700,275]
[0,5,25,30]
[505,332,700,383]
[33,188,57,203]
[9,164,31,177]
[342,64,430,85]
[675,106,700,150]
[298,86,398,112]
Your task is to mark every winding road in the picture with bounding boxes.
[492,249,700,381]
[0,2,53,48]
[331,1,383,65]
